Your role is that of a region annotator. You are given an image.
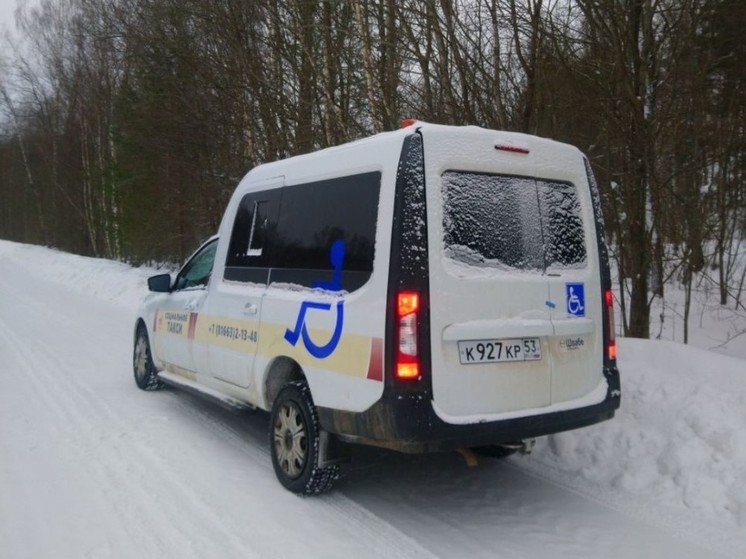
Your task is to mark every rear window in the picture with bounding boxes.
[442,172,586,272]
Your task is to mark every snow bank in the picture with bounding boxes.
[0,240,164,309]
[532,337,746,529]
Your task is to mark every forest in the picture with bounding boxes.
[0,0,743,339]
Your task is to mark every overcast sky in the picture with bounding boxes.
[0,0,34,59]
[0,0,18,33]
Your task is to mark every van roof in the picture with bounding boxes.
[239,122,582,187]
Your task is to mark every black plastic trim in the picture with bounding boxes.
[384,130,432,395]
[317,377,620,453]
[584,157,621,395]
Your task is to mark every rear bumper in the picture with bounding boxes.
[318,366,621,453]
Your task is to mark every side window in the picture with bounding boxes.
[224,192,278,283]
[269,172,380,291]
[173,239,218,291]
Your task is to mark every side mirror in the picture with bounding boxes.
[147,273,172,293]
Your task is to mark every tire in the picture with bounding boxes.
[269,381,339,495]
[133,324,162,391]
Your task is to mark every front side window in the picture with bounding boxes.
[224,192,277,283]
[173,239,218,290]
[442,172,586,272]
[226,197,272,268]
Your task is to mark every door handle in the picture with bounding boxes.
[243,303,258,315]
[184,302,196,311]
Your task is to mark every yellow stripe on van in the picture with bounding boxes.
[257,322,374,379]
[159,310,383,380]
[193,314,260,352]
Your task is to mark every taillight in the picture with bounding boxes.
[396,291,420,379]
[605,289,617,361]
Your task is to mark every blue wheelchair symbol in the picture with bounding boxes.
[566,283,585,317]
[284,240,346,359]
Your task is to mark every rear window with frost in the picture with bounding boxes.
[442,172,586,272]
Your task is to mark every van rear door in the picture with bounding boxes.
[423,128,604,421]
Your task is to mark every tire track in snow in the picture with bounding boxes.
[0,271,261,559]
[0,263,434,559]
[0,325,259,558]
[0,317,175,557]
[159,392,436,559]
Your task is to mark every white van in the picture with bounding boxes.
[133,122,621,495]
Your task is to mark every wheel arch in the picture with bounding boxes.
[134,317,148,343]
[132,316,163,391]
[263,356,307,409]
[134,317,162,371]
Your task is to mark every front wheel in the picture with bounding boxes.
[133,324,162,391]
[269,381,338,495]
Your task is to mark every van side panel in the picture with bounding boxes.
[317,132,436,442]
[220,135,406,412]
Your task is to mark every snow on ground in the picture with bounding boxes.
[528,338,746,528]
[0,240,168,310]
[1,238,746,558]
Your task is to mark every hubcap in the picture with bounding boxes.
[273,401,307,479]
[134,336,149,380]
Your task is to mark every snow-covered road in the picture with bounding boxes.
[1,243,744,558]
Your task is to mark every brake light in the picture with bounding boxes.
[396,291,420,379]
[605,289,617,361]
[495,143,530,154]
[398,292,419,316]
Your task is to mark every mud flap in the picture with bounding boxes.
[318,430,351,468]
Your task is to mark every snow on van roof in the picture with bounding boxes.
[241,125,412,185]
[421,121,581,156]
[240,121,581,187]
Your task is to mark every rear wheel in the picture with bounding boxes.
[133,325,162,391]
[269,381,338,495]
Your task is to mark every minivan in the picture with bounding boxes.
[133,121,621,495]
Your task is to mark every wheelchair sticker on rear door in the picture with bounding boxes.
[565,283,585,317]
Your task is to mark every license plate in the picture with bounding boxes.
[458,338,542,364]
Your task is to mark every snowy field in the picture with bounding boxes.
[1,239,745,558]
